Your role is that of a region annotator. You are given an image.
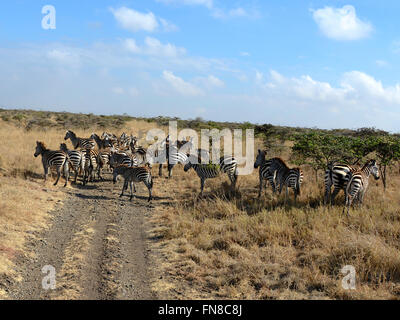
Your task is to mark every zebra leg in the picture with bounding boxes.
[330,187,341,206]
[54,167,61,186]
[129,181,134,201]
[63,163,69,187]
[146,182,153,202]
[168,164,174,178]
[200,178,205,197]
[120,180,127,197]
[258,175,263,198]
[43,165,49,183]
[158,164,163,177]
[324,185,331,205]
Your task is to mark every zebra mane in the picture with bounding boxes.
[37,141,48,150]
[67,130,76,138]
[273,157,289,169]
[362,159,376,170]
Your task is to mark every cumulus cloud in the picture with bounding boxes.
[124,37,186,58]
[311,5,373,41]
[157,0,213,9]
[110,7,178,33]
[256,70,400,111]
[211,7,259,19]
[162,70,203,96]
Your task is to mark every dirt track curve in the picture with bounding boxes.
[8,173,157,300]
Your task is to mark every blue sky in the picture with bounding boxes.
[1,1,400,131]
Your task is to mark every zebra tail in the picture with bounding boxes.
[296,176,301,196]
[65,155,78,174]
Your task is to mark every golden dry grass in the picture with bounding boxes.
[149,156,400,300]
[1,116,400,300]
[0,118,163,299]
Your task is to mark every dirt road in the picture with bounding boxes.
[8,173,157,300]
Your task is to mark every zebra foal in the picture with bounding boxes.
[34,141,70,187]
[184,155,238,196]
[344,160,379,215]
[112,165,153,201]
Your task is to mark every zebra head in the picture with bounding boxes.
[64,130,74,141]
[112,165,127,184]
[184,154,198,172]
[367,159,380,180]
[254,149,266,168]
[34,141,46,157]
[60,143,68,153]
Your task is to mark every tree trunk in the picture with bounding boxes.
[380,165,387,191]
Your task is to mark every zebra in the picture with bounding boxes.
[64,130,95,150]
[119,132,135,148]
[158,138,193,178]
[60,143,85,184]
[90,133,113,176]
[112,165,153,202]
[102,132,119,148]
[254,150,277,197]
[82,149,99,185]
[343,160,380,215]
[90,133,112,150]
[109,149,138,169]
[34,141,71,187]
[324,162,361,205]
[183,155,238,196]
[266,157,303,203]
[279,167,303,203]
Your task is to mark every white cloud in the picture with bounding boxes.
[112,87,125,94]
[46,49,81,68]
[110,7,178,33]
[311,5,373,41]
[206,75,224,87]
[124,37,186,58]
[195,75,225,88]
[240,51,250,57]
[157,0,213,9]
[162,70,203,96]
[376,60,388,67]
[257,69,400,109]
[211,7,259,19]
[110,7,158,32]
[159,18,179,32]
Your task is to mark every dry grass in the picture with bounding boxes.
[0,118,163,299]
[149,158,400,300]
[2,115,400,300]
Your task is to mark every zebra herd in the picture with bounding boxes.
[33,130,380,214]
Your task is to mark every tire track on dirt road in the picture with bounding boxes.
[8,173,156,300]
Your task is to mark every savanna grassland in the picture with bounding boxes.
[1,108,400,300]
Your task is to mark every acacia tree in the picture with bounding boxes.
[374,135,400,190]
[290,132,354,181]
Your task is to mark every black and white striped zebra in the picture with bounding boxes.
[64,130,95,150]
[265,157,303,202]
[82,149,99,185]
[112,165,153,202]
[183,155,238,196]
[91,133,112,150]
[60,143,85,184]
[344,160,379,215]
[34,141,71,187]
[280,167,303,203]
[109,150,139,169]
[324,163,360,205]
[254,150,277,197]
[158,139,193,178]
